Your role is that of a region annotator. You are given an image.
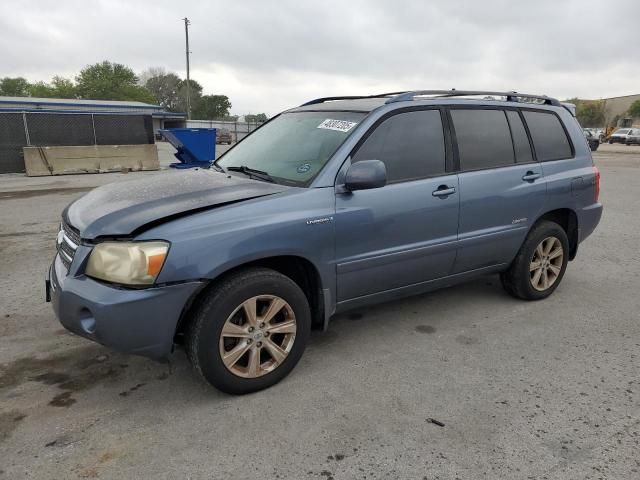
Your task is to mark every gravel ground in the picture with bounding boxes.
[0,144,638,479]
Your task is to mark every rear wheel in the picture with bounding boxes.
[501,220,569,300]
[186,268,311,394]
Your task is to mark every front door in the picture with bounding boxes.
[334,109,459,302]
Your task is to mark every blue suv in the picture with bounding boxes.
[48,90,602,394]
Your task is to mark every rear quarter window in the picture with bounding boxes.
[523,111,573,161]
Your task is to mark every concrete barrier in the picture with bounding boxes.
[23,144,160,176]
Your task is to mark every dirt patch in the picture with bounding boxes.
[49,391,76,408]
[0,346,128,408]
[74,450,118,478]
[455,335,479,345]
[119,383,146,397]
[0,187,93,201]
[32,372,72,385]
[0,345,105,389]
[415,325,436,334]
[0,410,27,442]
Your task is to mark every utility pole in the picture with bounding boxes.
[183,17,191,120]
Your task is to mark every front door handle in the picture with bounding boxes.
[522,171,541,182]
[432,185,456,197]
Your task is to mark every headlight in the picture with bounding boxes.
[86,241,169,286]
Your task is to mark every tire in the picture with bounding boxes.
[500,220,569,301]
[186,268,311,394]
[609,140,613,144]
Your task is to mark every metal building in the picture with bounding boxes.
[0,96,185,174]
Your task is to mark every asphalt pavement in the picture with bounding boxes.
[0,144,638,479]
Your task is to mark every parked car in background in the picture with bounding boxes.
[216,128,233,144]
[48,90,602,394]
[608,128,636,144]
[583,129,600,151]
[625,128,640,145]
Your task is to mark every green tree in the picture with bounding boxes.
[50,76,76,98]
[142,68,183,111]
[244,113,268,123]
[192,95,232,119]
[28,81,55,97]
[566,98,606,127]
[75,61,156,103]
[0,77,30,96]
[28,76,77,98]
[628,100,640,119]
[177,78,203,114]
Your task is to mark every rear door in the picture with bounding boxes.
[451,108,547,273]
[334,108,459,301]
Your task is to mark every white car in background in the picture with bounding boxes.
[608,128,639,144]
[627,129,640,145]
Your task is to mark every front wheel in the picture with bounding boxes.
[186,268,311,394]
[501,220,569,300]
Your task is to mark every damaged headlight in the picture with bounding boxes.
[86,241,169,286]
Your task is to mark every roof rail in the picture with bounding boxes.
[385,90,562,106]
[299,92,409,107]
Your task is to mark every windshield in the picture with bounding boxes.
[614,129,631,135]
[217,111,366,186]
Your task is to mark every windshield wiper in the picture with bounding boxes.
[210,162,225,173]
[226,165,275,183]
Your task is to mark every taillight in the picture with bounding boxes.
[593,166,600,202]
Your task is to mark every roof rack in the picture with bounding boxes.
[385,90,561,106]
[299,92,409,107]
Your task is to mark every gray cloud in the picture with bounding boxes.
[1,0,638,114]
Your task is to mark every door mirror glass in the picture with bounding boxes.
[344,160,387,191]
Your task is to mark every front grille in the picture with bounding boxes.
[62,221,81,245]
[56,220,80,271]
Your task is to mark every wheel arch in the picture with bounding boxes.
[532,208,579,260]
[174,255,326,345]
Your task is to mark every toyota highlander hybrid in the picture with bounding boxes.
[48,90,603,394]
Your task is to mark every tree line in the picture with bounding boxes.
[565,97,640,128]
[0,61,268,122]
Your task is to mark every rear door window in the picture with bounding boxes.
[506,111,534,164]
[522,111,573,161]
[450,109,515,170]
[352,109,446,183]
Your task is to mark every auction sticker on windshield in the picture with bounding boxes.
[317,119,358,132]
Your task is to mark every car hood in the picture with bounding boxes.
[64,169,290,239]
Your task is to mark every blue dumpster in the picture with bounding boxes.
[159,128,216,169]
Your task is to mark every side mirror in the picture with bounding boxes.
[344,160,387,191]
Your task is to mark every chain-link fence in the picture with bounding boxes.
[185,119,265,142]
[0,112,154,174]
[0,113,27,174]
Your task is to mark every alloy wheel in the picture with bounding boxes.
[529,236,564,291]
[219,295,297,378]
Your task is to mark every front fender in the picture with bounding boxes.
[137,187,337,310]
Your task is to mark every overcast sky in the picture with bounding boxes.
[1,0,638,115]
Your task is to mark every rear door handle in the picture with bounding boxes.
[432,186,456,197]
[522,171,541,182]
